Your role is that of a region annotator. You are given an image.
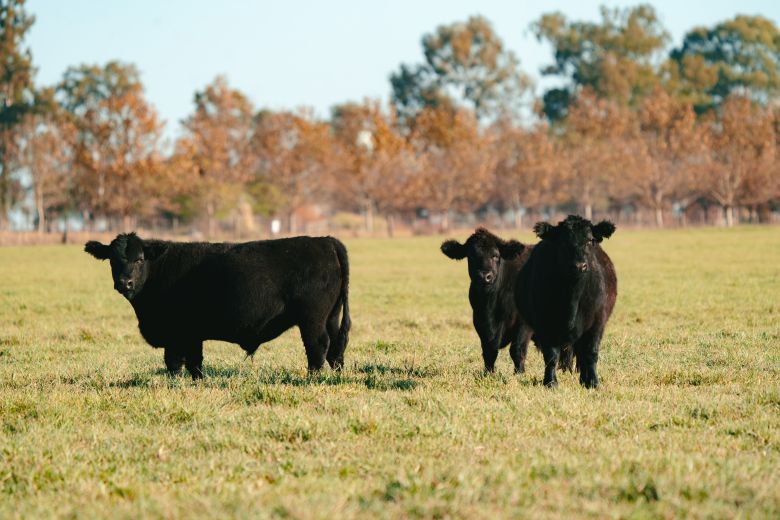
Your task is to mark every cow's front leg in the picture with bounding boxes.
[184,342,204,380]
[573,324,605,389]
[480,337,501,373]
[164,346,185,376]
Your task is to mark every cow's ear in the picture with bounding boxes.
[592,220,616,243]
[533,222,555,240]
[84,241,110,260]
[441,240,467,260]
[499,239,524,259]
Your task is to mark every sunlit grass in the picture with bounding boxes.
[1,226,778,518]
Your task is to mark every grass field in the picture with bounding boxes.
[1,227,779,518]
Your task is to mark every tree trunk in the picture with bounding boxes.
[207,202,216,238]
[289,210,297,234]
[364,200,374,235]
[655,207,664,228]
[724,205,735,227]
[36,190,45,235]
[584,203,593,220]
[441,210,450,232]
[386,213,395,238]
[0,133,8,231]
[512,198,524,229]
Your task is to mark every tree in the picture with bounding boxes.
[178,76,255,237]
[560,90,637,219]
[330,100,409,234]
[391,16,530,125]
[251,109,333,233]
[634,87,701,226]
[15,89,74,233]
[532,4,669,121]
[0,0,35,229]
[701,95,775,226]
[409,106,494,230]
[59,62,163,230]
[669,15,780,112]
[492,119,564,227]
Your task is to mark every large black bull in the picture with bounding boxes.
[85,233,350,378]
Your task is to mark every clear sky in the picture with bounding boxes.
[28,0,780,137]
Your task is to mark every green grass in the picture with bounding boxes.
[1,227,779,518]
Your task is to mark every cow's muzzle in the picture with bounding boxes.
[478,271,495,285]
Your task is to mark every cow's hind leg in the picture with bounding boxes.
[509,328,532,375]
[540,344,561,388]
[164,346,185,376]
[300,319,330,373]
[573,324,605,389]
[184,342,204,380]
[325,304,345,370]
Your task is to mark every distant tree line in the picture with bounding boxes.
[2,1,779,236]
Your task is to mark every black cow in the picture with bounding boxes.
[441,228,533,373]
[516,215,617,388]
[85,233,350,379]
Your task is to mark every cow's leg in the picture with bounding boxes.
[325,307,345,371]
[540,345,560,388]
[573,324,604,389]
[300,320,330,372]
[481,339,500,373]
[509,328,532,375]
[164,346,185,376]
[184,342,204,380]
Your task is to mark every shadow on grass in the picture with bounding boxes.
[110,362,427,392]
[357,362,437,379]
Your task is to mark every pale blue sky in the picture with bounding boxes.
[28,1,780,137]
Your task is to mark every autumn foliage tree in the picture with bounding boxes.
[408,106,495,230]
[15,94,75,233]
[492,119,564,227]
[560,90,637,219]
[251,109,333,233]
[0,0,35,229]
[634,87,702,226]
[701,95,776,227]
[178,76,255,237]
[331,100,411,233]
[59,62,163,230]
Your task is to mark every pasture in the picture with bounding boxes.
[1,227,778,518]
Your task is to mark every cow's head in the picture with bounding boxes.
[85,233,156,300]
[441,228,524,287]
[533,215,615,277]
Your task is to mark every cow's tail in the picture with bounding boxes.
[330,237,351,358]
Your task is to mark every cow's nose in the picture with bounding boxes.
[482,272,494,283]
[125,279,134,290]
[575,262,588,272]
